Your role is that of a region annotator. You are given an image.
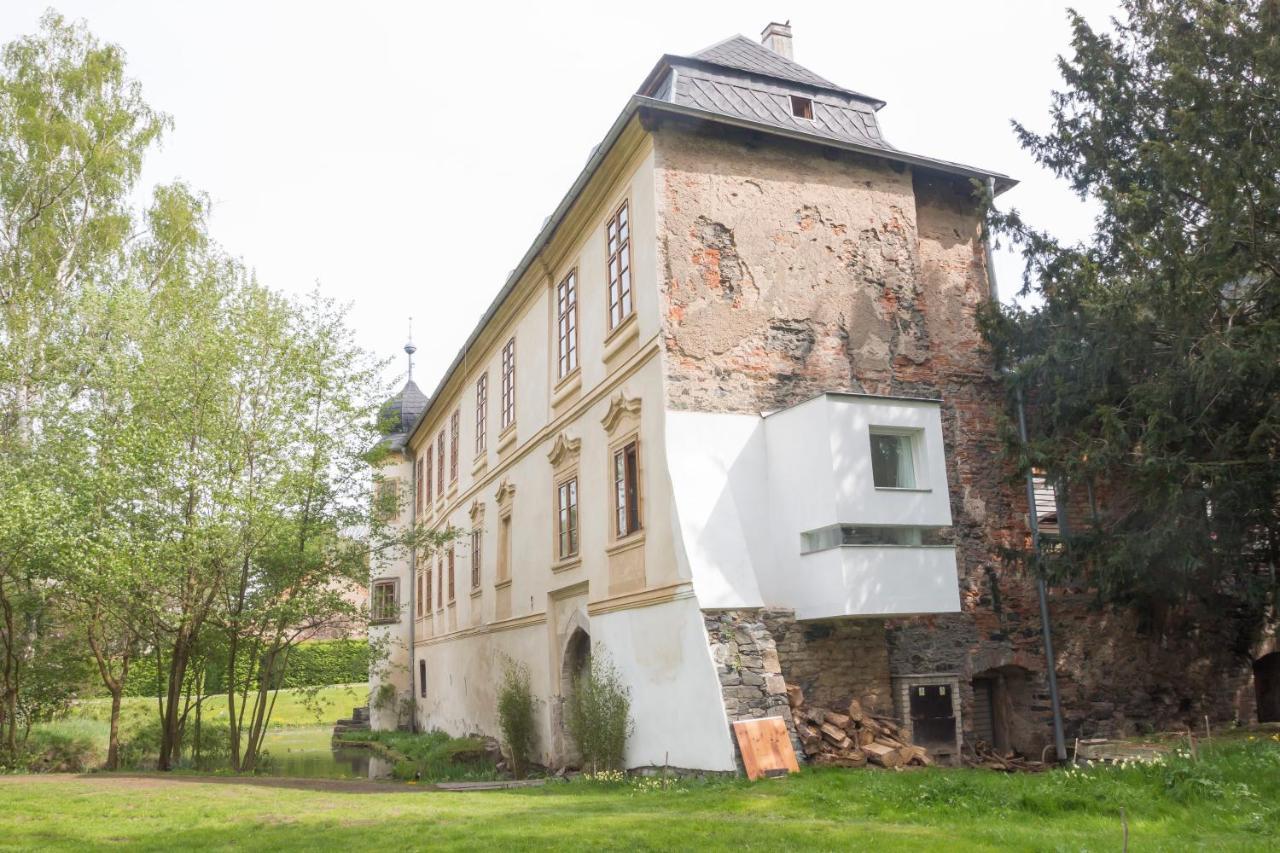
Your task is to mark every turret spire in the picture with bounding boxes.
[404,317,417,382]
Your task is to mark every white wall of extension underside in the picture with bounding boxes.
[592,596,737,771]
[665,394,961,619]
[412,596,736,772]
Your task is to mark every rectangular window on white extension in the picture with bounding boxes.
[501,338,516,430]
[613,441,640,538]
[371,580,397,623]
[557,476,579,559]
[607,201,632,329]
[870,431,918,489]
[557,269,578,378]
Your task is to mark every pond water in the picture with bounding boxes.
[259,726,392,780]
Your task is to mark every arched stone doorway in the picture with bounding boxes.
[561,627,592,700]
[551,614,591,768]
[970,665,1039,757]
[1254,653,1280,723]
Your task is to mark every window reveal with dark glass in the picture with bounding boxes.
[557,477,579,559]
[614,441,640,537]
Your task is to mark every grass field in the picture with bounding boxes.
[1,740,1277,851]
[68,682,367,729]
[19,684,367,771]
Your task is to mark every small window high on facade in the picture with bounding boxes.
[450,409,460,482]
[557,270,578,378]
[790,95,814,120]
[870,431,918,489]
[437,432,445,493]
[475,373,487,455]
[501,337,516,430]
[371,579,398,623]
[607,202,632,329]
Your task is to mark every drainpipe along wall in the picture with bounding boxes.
[984,178,1068,763]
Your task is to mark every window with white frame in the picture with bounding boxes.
[557,476,579,559]
[870,430,919,489]
[557,269,578,378]
[370,579,398,623]
[606,201,632,329]
[475,373,487,455]
[501,337,516,430]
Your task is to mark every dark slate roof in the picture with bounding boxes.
[689,35,883,106]
[378,379,429,449]
[695,35,837,88]
[670,66,889,151]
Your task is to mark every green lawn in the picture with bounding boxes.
[68,682,367,729]
[19,684,368,772]
[1,741,1277,851]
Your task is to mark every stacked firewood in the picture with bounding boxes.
[788,684,932,769]
[966,740,1045,772]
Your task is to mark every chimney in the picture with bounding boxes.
[761,21,793,59]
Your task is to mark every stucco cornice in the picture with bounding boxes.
[546,432,582,468]
[600,392,642,435]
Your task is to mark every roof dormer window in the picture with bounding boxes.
[790,95,814,120]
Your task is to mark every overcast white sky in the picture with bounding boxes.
[2,1,1120,392]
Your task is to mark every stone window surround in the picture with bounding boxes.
[601,393,644,546]
[547,432,583,571]
[605,197,633,333]
[555,266,579,382]
[468,499,485,594]
[891,672,962,756]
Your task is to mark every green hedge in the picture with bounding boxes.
[120,639,368,697]
[276,640,369,689]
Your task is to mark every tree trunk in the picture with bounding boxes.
[106,688,123,770]
[159,634,191,771]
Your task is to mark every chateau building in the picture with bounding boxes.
[369,23,1266,771]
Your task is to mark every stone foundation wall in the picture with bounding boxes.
[704,608,896,765]
[703,610,800,766]
[661,122,1263,753]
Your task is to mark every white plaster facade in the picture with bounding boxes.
[367,26,1004,772]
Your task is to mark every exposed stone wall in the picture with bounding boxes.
[659,121,1260,752]
[703,610,800,765]
[703,608,895,766]
[764,611,893,716]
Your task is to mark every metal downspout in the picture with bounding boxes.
[1016,388,1068,763]
[408,447,417,733]
[985,179,1067,763]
